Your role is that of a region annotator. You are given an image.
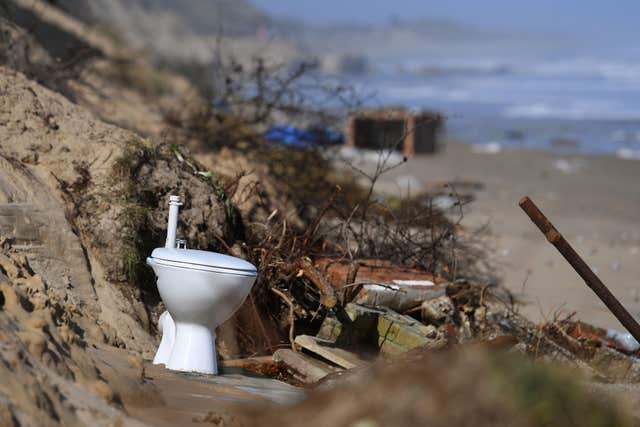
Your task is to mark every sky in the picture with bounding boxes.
[252,0,640,39]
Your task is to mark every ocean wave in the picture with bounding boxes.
[378,84,472,102]
[610,130,640,143]
[399,57,640,82]
[503,101,640,121]
[397,58,513,77]
[378,84,437,100]
[530,58,640,82]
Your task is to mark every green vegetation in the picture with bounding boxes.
[112,137,238,284]
[111,137,155,283]
[168,143,238,230]
[488,351,632,427]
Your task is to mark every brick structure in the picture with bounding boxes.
[345,107,443,157]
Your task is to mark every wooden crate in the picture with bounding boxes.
[346,108,443,157]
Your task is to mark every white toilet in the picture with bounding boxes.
[152,311,175,365]
[147,195,257,374]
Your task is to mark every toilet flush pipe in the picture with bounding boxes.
[165,195,183,249]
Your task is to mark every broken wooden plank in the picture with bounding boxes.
[294,335,367,369]
[273,349,340,384]
[281,257,337,308]
[218,356,275,369]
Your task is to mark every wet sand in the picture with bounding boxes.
[377,141,640,330]
[88,345,303,426]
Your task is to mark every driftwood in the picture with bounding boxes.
[294,335,367,369]
[219,356,275,368]
[270,287,298,352]
[273,349,340,383]
[281,257,338,308]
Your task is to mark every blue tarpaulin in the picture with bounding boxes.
[265,125,343,148]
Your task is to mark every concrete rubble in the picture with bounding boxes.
[264,278,640,396]
[317,303,446,356]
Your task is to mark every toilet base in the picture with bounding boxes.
[153,311,175,365]
[166,322,218,374]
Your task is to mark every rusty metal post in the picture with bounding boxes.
[519,196,640,343]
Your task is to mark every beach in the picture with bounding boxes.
[377,141,640,330]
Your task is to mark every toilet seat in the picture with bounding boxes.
[148,257,257,276]
[148,248,257,277]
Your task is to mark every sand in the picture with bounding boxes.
[375,141,640,331]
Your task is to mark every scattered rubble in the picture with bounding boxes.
[318,303,446,356]
[272,349,340,384]
[261,280,640,391]
[421,295,456,324]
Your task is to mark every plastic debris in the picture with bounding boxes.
[471,141,502,154]
[606,329,640,352]
[552,158,585,174]
[265,125,343,148]
[391,280,435,287]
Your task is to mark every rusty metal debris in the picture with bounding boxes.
[519,196,640,344]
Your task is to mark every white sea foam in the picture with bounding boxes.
[616,148,640,160]
[397,58,512,76]
[531,58,640,82]
[503,101,640,121]
[610,130,629,142]
[400,57,640,82]
[378,84,437,101]
[378,83,473,103]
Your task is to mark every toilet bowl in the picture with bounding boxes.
[147,195,257,374]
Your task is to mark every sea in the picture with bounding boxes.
[351,55,640,159]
